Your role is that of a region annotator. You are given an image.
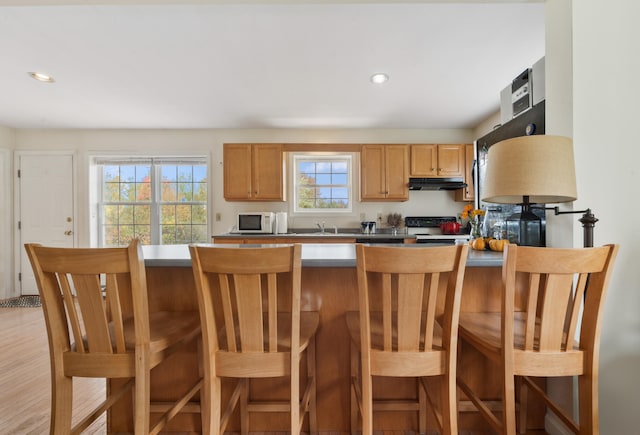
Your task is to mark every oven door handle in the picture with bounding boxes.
[415,238,458,245]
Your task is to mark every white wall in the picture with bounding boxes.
[0,126,15,300]
[573,0,640,432]
[473,110,501,140]
[14,127,475,247]
[544,0,574,249]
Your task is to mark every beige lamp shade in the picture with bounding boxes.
[482,135,577,204]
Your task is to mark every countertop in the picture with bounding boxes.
[142,243,503,268]
[213,231,412,241]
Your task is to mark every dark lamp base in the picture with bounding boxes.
[506,209,544,247]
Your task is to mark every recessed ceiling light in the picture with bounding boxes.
[370,73,389,84]
[28,72,55,83]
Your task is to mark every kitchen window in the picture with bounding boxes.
[292,153,353,213]
[96,157,208,247]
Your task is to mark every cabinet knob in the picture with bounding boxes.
[64,230,73,236]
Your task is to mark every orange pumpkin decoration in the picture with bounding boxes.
[489,239,508,252]
[470,238,486,251]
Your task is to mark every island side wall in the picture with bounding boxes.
[109,263,542,432]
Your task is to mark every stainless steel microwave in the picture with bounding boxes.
[237,212,274,233]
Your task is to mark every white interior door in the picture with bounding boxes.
[18,153,74,295]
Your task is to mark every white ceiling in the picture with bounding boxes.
[0,1,545,130]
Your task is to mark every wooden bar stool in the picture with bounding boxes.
[457,243,619,434]
[346,243,469,434]
[24,239,202,435]
[189,243,318,435]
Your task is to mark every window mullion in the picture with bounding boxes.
[97,168,105,246]
[150,164,160,245]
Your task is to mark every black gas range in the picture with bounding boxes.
[405,216,470,245]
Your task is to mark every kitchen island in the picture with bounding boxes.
[109,244,542,433]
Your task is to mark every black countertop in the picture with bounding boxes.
[214,230,412,241]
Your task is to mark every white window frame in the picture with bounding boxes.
[291,153,354,215]
[94,156,208,247]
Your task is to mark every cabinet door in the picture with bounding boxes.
[361,144,387,200]
[252,143,284,200]
[212,238,246,244]
[410,144,438,176]
[223,143,284,201]
[437,144,464,177]
[384,144,409,200]
[456,143,475,202]
[224,143,253,200]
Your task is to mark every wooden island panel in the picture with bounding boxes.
[109,262,544,433]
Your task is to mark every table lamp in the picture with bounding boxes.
[481,135,577,246]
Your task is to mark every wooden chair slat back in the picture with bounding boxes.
[234,273,265,352]
[190,244,301,355]
[24,240,147,357]
[217,273,238,352]
[357,244,469,354]
[424,272,440,350]
[105,273,127,353]
[72,273,114,353]
[396,273,424,351]
[565,273,589,350]
[58,272,86,352]
[538,273,574,351]
[267,273,278,352]
[523,273,540,350]
[381,273,392,351]
[504,244,619,354]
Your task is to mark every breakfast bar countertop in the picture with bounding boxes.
[142,243,503,268]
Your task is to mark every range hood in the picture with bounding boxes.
[408,177,467,191]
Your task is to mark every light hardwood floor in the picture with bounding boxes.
[0,306,106,434]
[0,306,546,435]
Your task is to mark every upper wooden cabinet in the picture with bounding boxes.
[410,144,464,178]
[455,143,475,202]
[223,143,284,201]
[361,144,409,201]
